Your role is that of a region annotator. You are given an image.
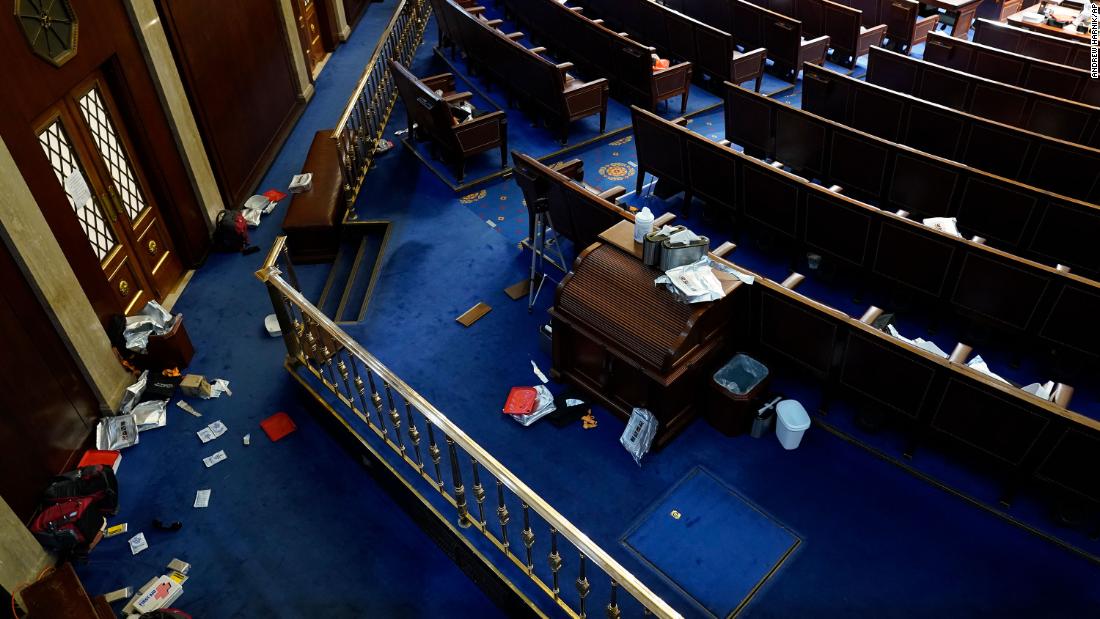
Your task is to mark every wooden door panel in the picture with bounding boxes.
[106,253,150,314]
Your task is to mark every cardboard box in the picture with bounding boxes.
[179,374,211,398]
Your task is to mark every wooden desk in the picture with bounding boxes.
[920,0,985,38]
[1007,4,1093,42]
[550,223,745,447]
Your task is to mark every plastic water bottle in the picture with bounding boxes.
[634,207,654,242]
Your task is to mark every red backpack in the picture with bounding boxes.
[29,497,104,557]
[42,464,119,515]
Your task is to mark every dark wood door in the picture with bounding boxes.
[34,74,184,315]
[294,0,327,75]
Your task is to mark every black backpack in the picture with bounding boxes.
[42,465,119,516]
[212,209,249,252]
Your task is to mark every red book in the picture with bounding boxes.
[502,387,538,415]
[260,412,297,442]
[78,450,121,473]
[262,189,287,203]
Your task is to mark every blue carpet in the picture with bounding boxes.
[622,468,799,618]
[75,8,1100,618]
[72,4,506,617]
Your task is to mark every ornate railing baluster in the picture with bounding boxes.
[496,480,510,551]
[447,437,470,528]
[349,361,374,426]
[577,553,591,619]
[404,400,423,472]
[470,459,486,527]
[607,580,621,619]
[521,502,535,574]
[365,370,389,439]
[549,527,562,599]
[384,382,405,455]
[425,419,445,493]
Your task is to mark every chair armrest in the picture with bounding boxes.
[598,186,628,202]
[859,24,888,46]
[529,46,547,54]
[421,73,456,92]
[592,18,604,24]
[552,158,585,179]
[454,110,508,138]
[443,92,474,104]
[654,61,693,76]
[654,212,677,226]
[466,5,486,14]
[556,62,575,72]
[506,31,524,40]
[484,18,503,27]
[802,35,831,64]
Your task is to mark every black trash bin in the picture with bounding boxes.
[706,354,770,436]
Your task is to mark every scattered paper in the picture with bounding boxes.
[132,400,168,431]
[177,401,202,417]
[202,450,227,468]
[208,420,227,438]
[129,532,149,555]
[923,216,962,238]
[194,489,211,508]
[565,398,584,407]
[656,257,727,303]
[196,428,215,443]
[243,434,251,446]
[531,360,549,384]
[209,379,232,398]
[885,325,949,358]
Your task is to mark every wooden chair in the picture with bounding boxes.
[390,60,507,181]
[763,10,832,81]
[882,0,938,54]
[824,1,887,67]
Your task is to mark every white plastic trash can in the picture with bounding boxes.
[775,400,811,450]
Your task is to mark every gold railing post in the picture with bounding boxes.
[577,552,591,619]
[383,382,406,456]
[607,580,621,619]
[425,419,445,493]
[496,480,510,551]
[447,437,471,528]
[549,527,562,599]
[404,401,424,473]
[470,459,487,527]
[521,502,535,574]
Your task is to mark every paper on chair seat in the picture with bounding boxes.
[885,325,948,358]
[1022,380,1055,401]
[967,355,1010,384]
[922,216,962,238]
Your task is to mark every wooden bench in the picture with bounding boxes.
[973,17,1092,70]
[721,81,1100,279]
[865,46,1100,148]
[501,0,693,113]
[580,0,768,91]
[922,31,1100,107]
[281,130,344,264]
[801,62,1100,206]
[436,0,609,143]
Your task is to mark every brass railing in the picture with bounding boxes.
[257,237,681,619]
[332,0,432,214]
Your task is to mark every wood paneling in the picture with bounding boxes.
[0,241,98,521]
[159,0,305,209]
[344,0,372,26]
[0,0,211,325]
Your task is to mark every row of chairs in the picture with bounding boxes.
[574,0,768,91]
[431,0,609,143]
[923,31,1100,107]
[668,0,832,80]
[724,82,1100,277]
[734,0,887,67]
[631,105,1100,371]
[801,62,1100,207]
[498,0,693,112]
[973,18,1092,71]
[730,261,1099,517]
[865,46,1100,149]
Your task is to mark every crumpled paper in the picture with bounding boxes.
[967,355,1010,384]
[923,216,962,238]
[511,385,555,427]
[655,256,754,303]
[118,370,149,415]
[1022,380,1055,401]
[242,195,276,227]
[885,325,949,358]
[124,301,179,353]
[132,400,168,431]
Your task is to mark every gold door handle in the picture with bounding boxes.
[108,185,126,220]
[118,280,130,296]
[147,239,158,255]
[99,193,117,222]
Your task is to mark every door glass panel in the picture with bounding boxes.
[77,86,148,221]
[37,120,117,261]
